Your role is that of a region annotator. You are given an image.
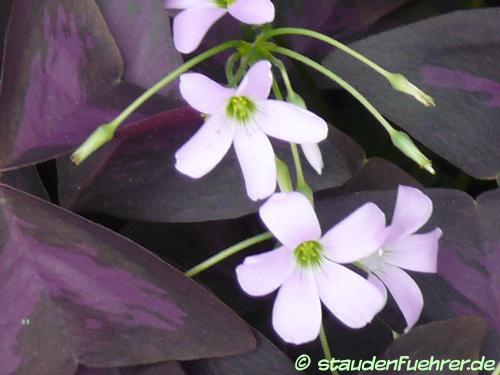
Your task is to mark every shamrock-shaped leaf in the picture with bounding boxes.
[0,0,174,170]
[323,8,500,179]
[362,317,487,375]
[57,108,363,222]
[0,184,255,374]
[94,0,182,98]
[0,167,48,200]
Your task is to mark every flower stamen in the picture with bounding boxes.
[294,240,324,268]
[226,96,257,123]
[213,0,236,9]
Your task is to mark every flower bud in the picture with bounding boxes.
[286,91,307,109]
[297,181,314,205]
[71,123,116,165]
[390,130,435,174]
[388,73,435,107]
[275,157,293,192]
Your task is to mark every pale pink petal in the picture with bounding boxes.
[384,228,442,273]
[375,265,424,332]
[236,60,273,100]
[180,73,235,114]
[259,192,321,249]
[301,143,324,175]
[233,126,277,201]
[173,4,226,54]
[321,203,387,263]
[316,261,385,328]
[236,246,295,296]
[367,273,388,303]
[165,0,207,9]
[389,185,433,241]
[256,101,328,143]
[272,270,321,344]
[175,112,234,178]
[229,0,275,24]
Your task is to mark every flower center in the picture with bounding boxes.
[226,96,256,124]
[213,0,235,8]
[294,241,324,268]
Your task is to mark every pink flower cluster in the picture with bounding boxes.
[165,0,442,346]
[236,186,441,344]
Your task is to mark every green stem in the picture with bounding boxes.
[262,27,391,78]
[271,77,284,100]
[233,56,249,86]
[225,52,241,87]
[111,40,241,130]
[320,323,339,375]
[71,40,242,164]
[185,232,273,278]
[271,76,307,188]
[269,56,295,95]
[291,143,305,184]
[270,46,396,136]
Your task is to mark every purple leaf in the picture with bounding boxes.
[185,331,300,375]
[344,157,422,193]
[57,108,362,222]
[276,0,411,57]
[77,331,300,375]
[0,0,173,170]
[0,167,49,200]
[316,187,499,357]
[323,8,500,179]
[362,317,487,375]
[0,184,255,374]
[477,189,500,319]
[95,0,182,99]
[76,362,186,375]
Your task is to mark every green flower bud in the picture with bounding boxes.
[388,73,435,107]
[71,122,116,165]
[286,91,307,109]
[297,181,314,205]
[390,130,435,175]
[275,157,293,192]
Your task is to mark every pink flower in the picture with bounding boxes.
[165,0,275,53]
[358,186,442,332]
[236,192,387,344]
[175,61,328,201]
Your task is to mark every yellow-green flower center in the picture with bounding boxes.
[226,96,256,124]
[294,241,324,268]
[214,0,235,8]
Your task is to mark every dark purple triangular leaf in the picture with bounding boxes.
[477,189,500,313]
[56,108,362,222]
[95,0,182,99]
[0,167,49,200]
[76,361,186,375]
[185,331,301,375]
[343,157,422,193]
[323,8,500,179]
[0,184,255,374]
[0,0,173,170]
[316,187,499,357]
[362,317,487,375]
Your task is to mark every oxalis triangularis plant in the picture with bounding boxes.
[72,0,443,370]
